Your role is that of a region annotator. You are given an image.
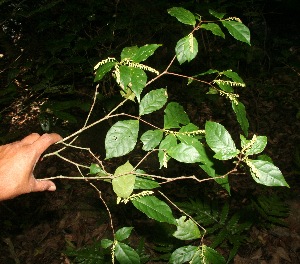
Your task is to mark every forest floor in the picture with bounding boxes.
[0,64,299,264]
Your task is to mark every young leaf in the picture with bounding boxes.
[164,102,190,129]
[140,129,164,151]
[232,101,249,136]
[158,134,177,168]
[94,61,116,82]
[101,239,113,249]
[209,9,226,19]
[121,46,139,61]
[168,143,201,163]
[169,246,198,264]
[114,242,140,264]
[221,21,251,45]
[132,44,161,63]
[89,163,107,176]
[132,196,176,225]
[246,159,289,187]
[202,245,226,264]
[130,67,147,102]
[105,120,139,159]
[201,23,225,38]
[112,161,136,198]
[175,34,198,64]
[173,216,201,240]
[115,227,134,242]
[134,176,160,190]
[205,121,239,160]
[167,7,196,26]
[139,88,168,115]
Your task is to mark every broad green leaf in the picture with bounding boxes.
[202,245,226,264]
[232,101,249,136]
[94,61,116,82]
[115,227,134,241]
[119,65,131,89]
[246,159,289,187]
[175,34,198,64]
[132,196,176,225]
[169,246,198,264]
[209,9,226,19]
[158,134,177,168]
[164,102,190,129]
[140,129,164,151]
[113,161,136,198]
[168,143,201,163]
[121,46,139,61]
[201,23,225,38]
[132,44,161,63]
[245,135,267,156]
[173,216,201,240]
[221,21,251,45]
[167,7,196,26]
[130,68,147,102]
[115,242,140,264]
[205,121,239,160]
[217,82,234,93]
[134,176,160,189]
[257,154,273,163]
[139,88,168,115]
[222,70,244,84]
[101,239,113,249]
[105,120,139,159]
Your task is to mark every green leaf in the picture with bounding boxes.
[201,23,225,38]
[245,136,267,155]
[139,88,168,115]
[94,61,116,82]
[246,159,289,187]
[101,239,113,249]
[175,34,198,64]
[89,163,107,176]
[222,70,245,84]
[158,134,177,168]
[221,21,251,45]
[209,9,226,19]
[167,7,196,26]
[115,242,140,264]
[173,216,201,240]
[257,154,273,163]
[119,65,132,89]
[205,121,239,160]
[134,176,160,189]
[202,245,226,264]
[112,161,136,198]
[132,44,161,63]
[105,120,139,159]
[132,196,176,225]
[169,246,198,264]
[164,102,190,129]
[168,143,201,163]
[121,46,139,61]
[232,101,249,136]
[130,68,147,102]
[115,227,134,241]
[217,82,234,93]
[140,129,164,151]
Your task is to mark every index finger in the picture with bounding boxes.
[32,133,63,156]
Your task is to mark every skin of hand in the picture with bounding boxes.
[0,133,62,201]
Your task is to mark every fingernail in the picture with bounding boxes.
[48,185,56,191]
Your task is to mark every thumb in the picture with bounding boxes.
[32,179,56,192]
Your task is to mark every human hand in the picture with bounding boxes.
[0,133,62,201]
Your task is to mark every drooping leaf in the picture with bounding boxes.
[201,23,225,38]
[105,120,139,159]
[173,216,201,240]
[114,242,140,264]
[140,129,164,151]
[158,134,177,168]
[132,44,161,63]
[221,21,251,45]
[217,82,234,92]
[232,101,249,136]
[139,88,168,115]
[222,70,245,85]
[112,161,136,198]
[119,65,132,89]
[94,61,116,82]
[101,239,113,249]
[164,102,190,129]
[130,68,147,102]
[246,159,289,187]
[175,34,198,64]
[132,196,176,225]
[168,143,201,163]
[205,121,239,160]
[169,246,198,264]
[167,7,196,26]
[209,9,226,19]
[115,227,134,242]
[201,245,226,264]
